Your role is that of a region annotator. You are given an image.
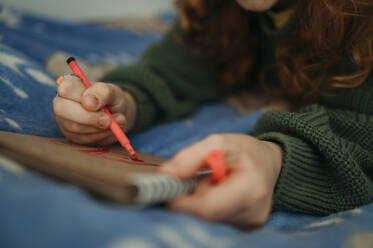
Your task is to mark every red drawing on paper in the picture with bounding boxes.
[49,140,159,167]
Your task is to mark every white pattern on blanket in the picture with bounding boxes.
[0,50,55,86]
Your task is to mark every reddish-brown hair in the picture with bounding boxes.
[177,0,373,105]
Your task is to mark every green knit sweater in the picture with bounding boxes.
[101,15,373,215]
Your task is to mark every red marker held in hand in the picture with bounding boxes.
[206,149,227,183]
[65,57,138,160]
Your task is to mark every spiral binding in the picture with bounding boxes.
[131,171,210,205]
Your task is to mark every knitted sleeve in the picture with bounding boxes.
[253,82,373,215]
[100,22,221,132]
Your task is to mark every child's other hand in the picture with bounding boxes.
[159,134,283,228]
[53,76,137,145]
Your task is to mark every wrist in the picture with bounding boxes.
[262,141,284,177]
[122,90,137,131]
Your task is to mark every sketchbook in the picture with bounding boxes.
[0,131,202,205]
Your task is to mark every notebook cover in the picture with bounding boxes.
[0,131,166,203]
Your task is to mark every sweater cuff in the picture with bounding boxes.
[255,132,338,215]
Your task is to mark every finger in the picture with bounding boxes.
[168,195,203,215]
[224,205,269,229]
[223,211,255,229]
[96,135,118,146]
[160,143,206,179]
[169,171,249,221]
[57,76,86,102]
[111,113,128,131]
[54,96,111,129]
[168,178,215,211]
[160,137,223,179]
[193,176,214,195]
[56,117,107,134]
[81,82,123,111]
[61,129,113,145]
[56,113,126,134]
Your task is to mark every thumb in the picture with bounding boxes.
[159,140,212,179]
[81,82,122,111]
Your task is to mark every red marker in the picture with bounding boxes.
[206,149,227,183]
[65,57,138,160]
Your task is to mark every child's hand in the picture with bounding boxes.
[53,76,137,145]
[159,134,283,228]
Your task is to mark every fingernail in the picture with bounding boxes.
[98,114,110,127]
[56,76,64,84]
[114,115,125,124]
[85,94,99,109]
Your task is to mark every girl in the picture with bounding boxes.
[53,0,373,228]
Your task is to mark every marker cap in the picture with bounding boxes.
[206,149,227,183]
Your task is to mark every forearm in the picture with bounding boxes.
[253,99,373,215]
[101,21,222,132]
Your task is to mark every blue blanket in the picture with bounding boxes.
[1,6,372,248]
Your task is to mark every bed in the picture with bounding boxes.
[0,5,372,248]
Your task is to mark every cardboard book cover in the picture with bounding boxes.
[0,130,169,204]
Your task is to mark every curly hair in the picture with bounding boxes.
[176,0,373,105]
